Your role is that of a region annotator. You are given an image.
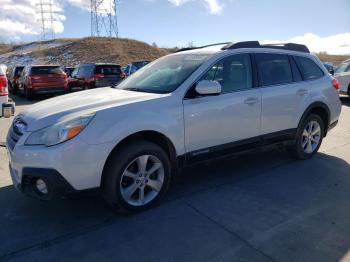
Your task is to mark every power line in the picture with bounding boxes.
[36,0,57,41]
[91,0,119,38]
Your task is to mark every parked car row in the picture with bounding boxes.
[5,60,151,100]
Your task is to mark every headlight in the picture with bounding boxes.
[25,113,95,146]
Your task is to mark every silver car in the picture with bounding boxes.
[7,41,342,212]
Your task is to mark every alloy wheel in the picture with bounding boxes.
[120,155,165,206]
[301,120,321,154]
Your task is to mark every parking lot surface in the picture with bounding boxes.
[1,95,350,262]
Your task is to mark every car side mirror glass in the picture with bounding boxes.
[195,80,221,96]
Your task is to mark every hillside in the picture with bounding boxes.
[0,37,171,67]
[0,38,349,68]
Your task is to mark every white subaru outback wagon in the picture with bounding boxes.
[7,41,341,212]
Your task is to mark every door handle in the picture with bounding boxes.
[244,97,259,105]
[296,89,308,96]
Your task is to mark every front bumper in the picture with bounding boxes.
[9,166,75,200]
[6,127,114,200]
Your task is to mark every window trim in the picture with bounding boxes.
[183,52,256,99]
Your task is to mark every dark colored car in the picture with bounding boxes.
[8,66,24,95]
[18,65,68,100]
[323,63,334,75]
[63,67,75,77]
[122,61,150,76]
[68,63,125,91]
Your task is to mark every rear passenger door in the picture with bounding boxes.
[256,53,313,137]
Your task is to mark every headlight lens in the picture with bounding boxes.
[25,113,95,146]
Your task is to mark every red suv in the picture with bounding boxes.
[18,65,68,100]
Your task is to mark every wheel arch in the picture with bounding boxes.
[100,130,179,187]
[297,102,330,137]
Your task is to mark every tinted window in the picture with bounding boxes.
[95,65,121,75]
[256,53,292,86]
[294,56,324,80]
[31,66,63,75]
[14,67,24,76]
[290,56,302,82]
[78,66,93,77]
[202,54,252,93]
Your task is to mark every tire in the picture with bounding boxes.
[102,140,172,212]
[25,87,34,101]
[286,114,324,160]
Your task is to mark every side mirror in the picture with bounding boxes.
[195,80,221,96]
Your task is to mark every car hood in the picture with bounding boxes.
[20,87,167,131]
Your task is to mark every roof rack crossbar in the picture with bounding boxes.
[176,42,231,53]
[221,41,310,53]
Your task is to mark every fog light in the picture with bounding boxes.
[35,179,48,194]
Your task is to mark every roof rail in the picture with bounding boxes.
[176,42,231,53]
[221,41,310,53]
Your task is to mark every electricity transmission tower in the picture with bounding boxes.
[36,0,56,40]
[91,0,119,37]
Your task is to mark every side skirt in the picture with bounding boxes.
[179,128,297,167]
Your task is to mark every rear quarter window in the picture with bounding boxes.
[294,56,324,80]
[31,66,64,74]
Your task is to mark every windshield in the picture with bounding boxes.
[335,62,349,74]
[117,53,210,93]
[31,66,64,75]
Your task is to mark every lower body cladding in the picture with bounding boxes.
[7,134,114,200]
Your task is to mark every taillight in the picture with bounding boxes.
[332,79,340,91]
[94,74,104,78]
[0,75,8,96]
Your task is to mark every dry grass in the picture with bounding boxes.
[37,37,171,66]
[316,52,350,65]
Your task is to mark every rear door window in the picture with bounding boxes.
[294,56,324,80]
[31,66,63,74]
[255,53,293,86]
[95,65,121,75]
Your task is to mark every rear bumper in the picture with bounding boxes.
[32,86,67,94]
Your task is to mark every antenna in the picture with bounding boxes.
[36,0,57,41]
[91,0,119,37]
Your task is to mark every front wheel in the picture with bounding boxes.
[102,140,171,212]
[287,114,324,160]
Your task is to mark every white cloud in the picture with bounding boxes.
[262,33,350,55]
[0,0,65,40]
[168,0,223,14]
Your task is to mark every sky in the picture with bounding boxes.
[0,0,350,54]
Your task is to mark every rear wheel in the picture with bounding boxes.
[102,140,171,212]
[287,114,324,160]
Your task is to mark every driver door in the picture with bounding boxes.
[183,53,262,161]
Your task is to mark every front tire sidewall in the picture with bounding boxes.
[293,114,324,159]
[102,141,171,212]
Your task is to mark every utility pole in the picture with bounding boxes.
[36,0,57,41]
[91,0,119,38]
